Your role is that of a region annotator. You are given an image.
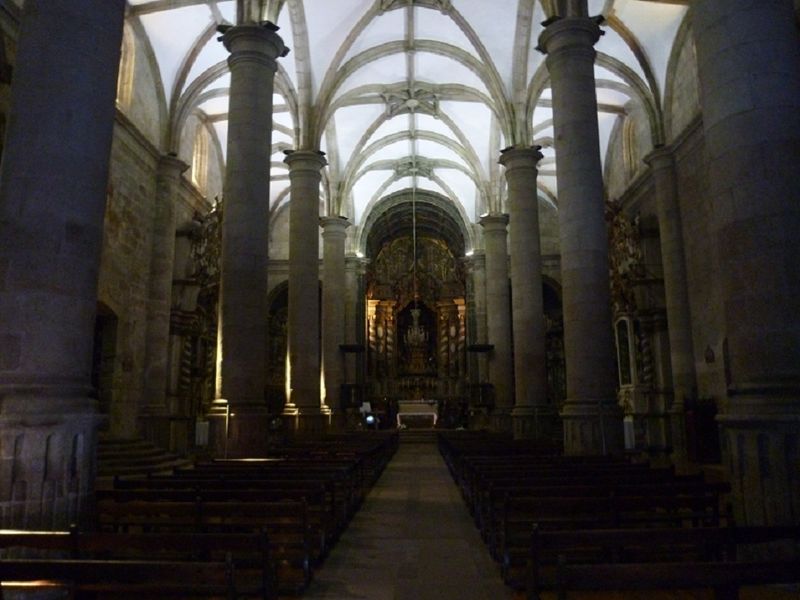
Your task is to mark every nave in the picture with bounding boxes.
[2,429,799,598]
[304,436,512,600]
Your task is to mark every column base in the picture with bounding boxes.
[283,408,332,436]
[561,401,625,455]
[511,406,559,442]
[138,410,172,450]
[207,400,270,458]
[0,395,100,529]
[490,408,513,434]
[668,403,689,469]
[717,393,800,527]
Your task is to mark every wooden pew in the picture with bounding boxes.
[473,476,724,536]
[98,481,340,557]
[96,499,311,594]
[1,528,273,599]
[0,556,239,599]
[497,492,726,569]
[478,478,727,549]
[524,524,800,598]
[552,558,800,600]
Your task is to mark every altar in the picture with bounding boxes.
[397,399,438,428]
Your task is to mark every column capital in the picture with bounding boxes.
[220,22,289,68]
[320,215,351,237]
[479,213,509,232]
[158,152,189,176]
[284,149,328,172]
[537,16,601,57]
[463,250,486,272]
[345,254,369,273]
[644,145,676,173]
[499,145,543,171]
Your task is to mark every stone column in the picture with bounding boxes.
[208,23,287,457]
[480,214,513,432]
[692,0,800,526]
[0,0,125,528]
[468,252,489,387]
[321,216,351,429]
[140,154,188,448]
[500,146,552,441]
[283,150,328,433]
[644,147,695,463]
[539,16,623,454]
[344,256,368,390]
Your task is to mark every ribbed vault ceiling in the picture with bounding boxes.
[119,0,688,252]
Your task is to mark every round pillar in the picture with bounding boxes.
[321,216,351,429]
[0,0,126,527]
[539,16,623,454]
[141,154,188,447]
[692,0,800,525]
[283,150,328,434]
[644,146,695,464]
[500,146,552,441]
[209,23,287,457]
[480,214,513,432]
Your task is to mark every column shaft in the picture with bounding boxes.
[469,252,489,387]
[645,147,695,462]
[480,215,513,432]
[141,154,188,446]
[210,23,286,457]
[539,17,623,454]
[321,217,350,428]
[693,0,800,525]
[501,146,551,440]
[284,150,328,432]
[0,0,125,527]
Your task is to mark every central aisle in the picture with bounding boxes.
[303,439,514,600]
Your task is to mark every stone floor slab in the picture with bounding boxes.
[303,441,513,600]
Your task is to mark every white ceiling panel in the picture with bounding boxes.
[614,0,687,101]
[436,168,478,222]
[304,0,374,96]
[341,8,406,67]
[139,5,213,103]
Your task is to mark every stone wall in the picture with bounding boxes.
[666,25,701,144]
[672,119,726,403]
[270,203,291,260]
[99,117,159,438]
[100,113,213,440]
[605,100,653,202]
[123,22,165,148]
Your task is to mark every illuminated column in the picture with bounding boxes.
[344,255,368,392]
[539,16,623,454]
[283,150,328,432]
[0,0,125,528]
[480,214,513,432]
[501,146,551,440]
[320,216,350,428]
[140,154,188,446]
[209,23,287,457]
[693,0,800,525]
[644,147,695,463]
[467,252,489,387]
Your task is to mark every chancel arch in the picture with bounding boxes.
[360,190,470,428]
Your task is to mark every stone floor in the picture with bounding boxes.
[303,440,514,600]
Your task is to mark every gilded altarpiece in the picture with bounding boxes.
[366,237,467,425]
[607,200,671,454]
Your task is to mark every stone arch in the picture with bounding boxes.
[356,189,474,258]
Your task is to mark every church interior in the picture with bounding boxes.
[0,0,798,597]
